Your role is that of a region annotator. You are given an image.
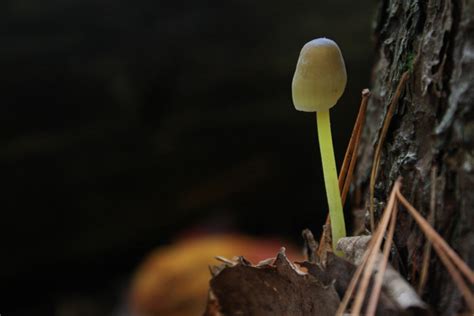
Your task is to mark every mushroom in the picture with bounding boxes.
[292,38,347,256]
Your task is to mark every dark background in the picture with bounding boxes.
[2,1,375,315]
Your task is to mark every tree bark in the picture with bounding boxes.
[355,1,474,314]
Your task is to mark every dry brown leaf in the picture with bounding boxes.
[205,249,340,316]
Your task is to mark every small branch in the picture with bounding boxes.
[302,229,319,263]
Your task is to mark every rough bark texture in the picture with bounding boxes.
[355,1,474,314]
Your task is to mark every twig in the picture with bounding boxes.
[302,229,319,263]
[369,71,410,231]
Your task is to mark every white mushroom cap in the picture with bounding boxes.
[292,38,347,112]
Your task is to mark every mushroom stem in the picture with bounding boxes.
[316,110,346,255]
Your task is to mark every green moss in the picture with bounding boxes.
[404,52,416,72]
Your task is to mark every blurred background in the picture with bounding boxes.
[2,0,376,315]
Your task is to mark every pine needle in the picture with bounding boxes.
[396,192,474,312]
[318,89,370,256]
[369,71,409,231]
[336,179,401,315]
[365,199,398,315]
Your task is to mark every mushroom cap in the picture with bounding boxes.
[292,38,347,112]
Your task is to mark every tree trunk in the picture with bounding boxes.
[355,1,474,314]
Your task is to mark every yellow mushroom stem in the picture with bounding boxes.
[291,38,348,256]
[316,110,346,256]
